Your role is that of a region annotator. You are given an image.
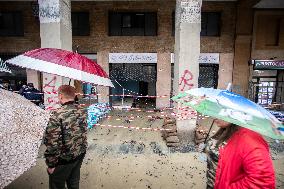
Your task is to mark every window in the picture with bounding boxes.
[0,12,23,36]
[71,12,90,36]
[109,12,157,36]
[201,12,221,36]
[172,12,221,36]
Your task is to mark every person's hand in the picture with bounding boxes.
[47,167,55,174]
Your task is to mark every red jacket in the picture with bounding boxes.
[214,128,275,189]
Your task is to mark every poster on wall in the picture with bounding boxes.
[171,53,219,64]
[109,53,157,64]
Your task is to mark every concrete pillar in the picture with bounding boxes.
[38,0,72,110]
[174,0,201,143]
[156,52,171,109]
[217,53,234,90]
[232,35,252,96]
[232,0,260,97]
[97,51,109,103]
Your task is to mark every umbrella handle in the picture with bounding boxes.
[204,119,215,143]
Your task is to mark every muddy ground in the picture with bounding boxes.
[6,110,284,189]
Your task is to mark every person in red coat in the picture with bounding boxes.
[212,119,275,189]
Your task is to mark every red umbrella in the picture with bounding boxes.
[6,48,114,87]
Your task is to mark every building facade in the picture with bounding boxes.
[0,0,283,108]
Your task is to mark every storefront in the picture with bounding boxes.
[250,60,284,122]
[109,53,157,107]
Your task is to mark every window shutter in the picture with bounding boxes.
[79,13,90,36]
[145,13,157,36]
[206,13,220,36]
[109,12,121,36]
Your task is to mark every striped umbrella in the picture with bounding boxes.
[5,48,113,87]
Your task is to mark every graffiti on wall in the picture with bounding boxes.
[179,69,194,91]
[180,0,202,23]
[38,0,60,24]
[43,76,60,110]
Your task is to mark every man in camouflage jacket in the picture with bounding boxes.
[44,85,87,189]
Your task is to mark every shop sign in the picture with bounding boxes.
[109,53,157,63]
[171,53,219,64]
[253,60,284,70]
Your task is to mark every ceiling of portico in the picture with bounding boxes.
[254,0,284,9]
[0,0,238,2]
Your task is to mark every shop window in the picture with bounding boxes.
[109,12,157,36]
[0,12,24,36]
[71,12,90,36]
[198,64,219,88]
[172,12,221,36]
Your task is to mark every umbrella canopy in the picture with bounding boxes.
[0,89,50,188]
[172,88,284,140]
[5,48,114,87]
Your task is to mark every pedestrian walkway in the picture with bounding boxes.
[6,110,284,189]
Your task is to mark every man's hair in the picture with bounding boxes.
[58,85,76,99]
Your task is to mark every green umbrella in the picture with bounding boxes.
[172,88,284,140]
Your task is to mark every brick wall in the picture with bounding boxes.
[0,0,237,106]
[0,1,236,55]
[0,2,40,53]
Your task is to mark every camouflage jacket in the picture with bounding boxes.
[44,101,88,168]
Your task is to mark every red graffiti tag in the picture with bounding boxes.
[43,76,57,93]
[43,76,60,109]
[179,70,194,91]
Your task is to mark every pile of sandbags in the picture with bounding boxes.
[194,125,209,145]
[161,117,180,147]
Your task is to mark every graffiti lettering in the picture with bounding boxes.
[43,76,57,93]
[179,70,194,91]
[38,0,60,23]
[43,76,60,110]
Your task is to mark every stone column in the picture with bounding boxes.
[97,50,110,103]
[38,0,72,110]
[156,52,171,109]
[173,0,202,143]
[217,53,234,90]
[232,35,251,96]
[232,0,260,97]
